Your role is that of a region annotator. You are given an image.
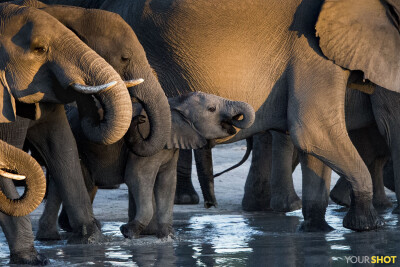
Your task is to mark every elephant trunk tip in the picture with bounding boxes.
[230,102,255,129]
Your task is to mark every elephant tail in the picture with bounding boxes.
[214,137,253,178]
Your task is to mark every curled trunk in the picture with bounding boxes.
[225,100,255,129]
[125,74,171,157]
[71,50,133,145]
[0,140,46,216]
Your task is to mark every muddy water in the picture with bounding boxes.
[1,206,400,266]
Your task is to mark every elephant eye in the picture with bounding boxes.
[121,56,130,62]
[208,106,216,112]
[32,45,47,54]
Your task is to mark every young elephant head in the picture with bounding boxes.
[0,3,132,144]
[126,92,255,150]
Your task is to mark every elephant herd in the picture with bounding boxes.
[0,0,399,265]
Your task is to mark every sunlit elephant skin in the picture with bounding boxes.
[44,92,254,239]
[42,0,400,231]
[0,3,135,248]
[3,0,170,243]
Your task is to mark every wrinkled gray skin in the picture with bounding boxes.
[43,92,254,239]
[4,1,171,244]
[0,3,134,263]
[190,86,399,231]
[0,4,132,261]
[42,0,400,231]
[0,123,48,265]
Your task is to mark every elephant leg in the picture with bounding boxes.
[175,149,199,204]
[194,148,217,208]
[127,188,158,236]
[370,88,400,213]
[36,179,62,240]
[330,175,351,207]
[154,150,178,239]
[289,62,381,231]
[370,157,392,210]
[270,131,301,212]
[58,163,99,233]
[0,178,49,265]
[121,152,158,238]
[242,132,272,211]
[27,104,102,243]
[298,153,333,232]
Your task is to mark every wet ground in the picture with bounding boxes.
[1,142,399,266]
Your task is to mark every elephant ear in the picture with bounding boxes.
[316,0,400,92]
[166,110,207,150]
[0,72,16,123]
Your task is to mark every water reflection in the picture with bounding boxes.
[1,207,400,266]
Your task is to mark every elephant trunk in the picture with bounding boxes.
[125,72,171,157]
[0,140,46,217]
[224,100,255,129]
[73,52,133,145]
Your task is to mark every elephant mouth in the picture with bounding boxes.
[221,121,237,135]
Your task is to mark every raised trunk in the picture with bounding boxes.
[0,140,46,216]
[224,100,255,129]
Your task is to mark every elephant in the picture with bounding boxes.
[0,138,48,265]
[0,2,139,262]
[181,84,400,229]
[40,0,400,231]
[0,2,137,247]
[3,0,172,243]
[42,92,255,239]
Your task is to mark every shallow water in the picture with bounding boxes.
[1,205,400,266]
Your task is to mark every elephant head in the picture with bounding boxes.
[126,92,255,150]
[20,0,171,156]
[0,139,46,217]
[0,3,133,145]
[316,0,400,93]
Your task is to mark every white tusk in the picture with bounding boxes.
[0,169,26,180]
[71,81,117,94]
[125,79,144,88]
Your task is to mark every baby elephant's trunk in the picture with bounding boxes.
[224,100,255,129]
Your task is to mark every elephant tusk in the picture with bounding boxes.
[0,169,26,180]
[125,79,144,88]
[71,81,117,94]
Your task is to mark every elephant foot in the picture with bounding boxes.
[204,200,218,209]
[36,228,61,241]
[67,222,104,244]
[10,248,50,266]
[157,224,174,240]
[270,192,302,212]
[373,195,393,210]
[120,220,145,239]
[343,197,384,231]
[330,177,351,207]
[174,190,200,205]
[241,194,271,212]
[299,219,334,232]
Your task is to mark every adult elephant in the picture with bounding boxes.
[0,2,137,245]
[44,0,400,231]
[5,0,171,240]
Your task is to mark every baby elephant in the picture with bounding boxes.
[123,92,255,238]
[43,92,254,240]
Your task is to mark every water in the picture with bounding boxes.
[2,205,400,266]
